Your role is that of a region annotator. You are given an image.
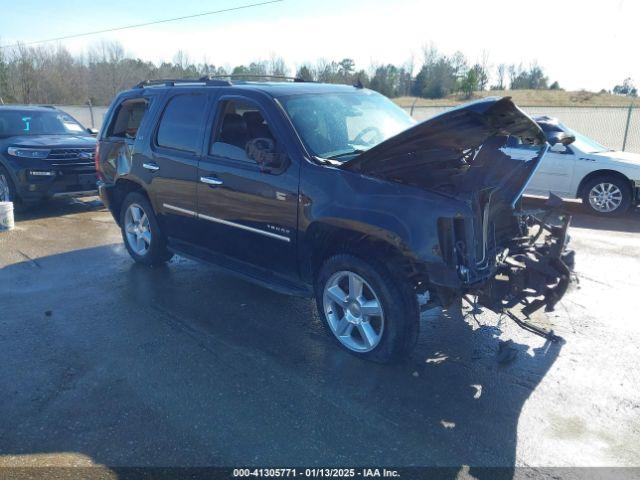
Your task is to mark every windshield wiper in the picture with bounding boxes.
[325,149,366,160]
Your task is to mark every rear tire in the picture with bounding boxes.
[120,192,173,266]
[581,174,632,216]
[314,254,419,363]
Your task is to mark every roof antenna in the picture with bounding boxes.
[353,76,364,89]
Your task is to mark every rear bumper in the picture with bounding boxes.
[98,181,118,222]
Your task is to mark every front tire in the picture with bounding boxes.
[120,192,173,266]
[315,254,419,363]
[581,174,632,216]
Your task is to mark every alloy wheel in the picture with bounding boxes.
[0,174,11,202]
[588,182,623,213]
[124,203,152,256]
[323,270,384,352]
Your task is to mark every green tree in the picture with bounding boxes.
[613,78,637,96]
[461,67,479,99]
[295,65,315,81]
[369,65,400,97]
[338,58,355,82]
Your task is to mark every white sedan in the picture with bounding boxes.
[508,116,640,215]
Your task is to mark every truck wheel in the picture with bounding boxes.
[120,192,173,266]
[315,254,419,363]
[581,174,632,216]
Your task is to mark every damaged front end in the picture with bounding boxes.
[470,198,574,341]
[342,97,575,340]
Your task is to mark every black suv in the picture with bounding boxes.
[0,105,97,208]
[97,78,573,362]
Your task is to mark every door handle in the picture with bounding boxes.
[142,162,160,172]
[200,176,223,186]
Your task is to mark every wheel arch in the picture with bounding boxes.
[576,169,633,199]
[110,178,149,225]
[301,219,428,291]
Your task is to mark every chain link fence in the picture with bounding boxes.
[400,104,640,153]
[39,102,640,154]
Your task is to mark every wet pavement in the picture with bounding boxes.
[1,197,639,475]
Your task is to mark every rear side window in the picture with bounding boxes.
[107,98,149,139]
[156,94,207,153]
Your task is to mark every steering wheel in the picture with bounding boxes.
[353,126,383,146]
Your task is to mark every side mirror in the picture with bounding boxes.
[246,138,288,172]
[547,131,575,147]
[550,143,568,153]
[87,127,99,136]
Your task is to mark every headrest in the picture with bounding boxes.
[243,111,265,127]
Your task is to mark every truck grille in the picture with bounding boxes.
[47,148,95,161]
[46,148,95,173]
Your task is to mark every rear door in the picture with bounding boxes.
[195,93,299,279]
[147,91,211,244]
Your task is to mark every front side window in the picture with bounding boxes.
[0,110,87,138]
[156,94,207,153]
[280,90,415,160]
[210,100,279,164]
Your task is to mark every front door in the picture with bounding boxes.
[526,145,576,196]
[509,141,576,197]
[196,94,299,280]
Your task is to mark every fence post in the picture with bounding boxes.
[410,97,418,117]
[622,104,633,152]
[87,99,95,129]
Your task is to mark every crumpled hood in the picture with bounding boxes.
[3,134,95,149]
[342,97,545,176]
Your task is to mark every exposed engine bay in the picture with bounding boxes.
[469,197,574,340]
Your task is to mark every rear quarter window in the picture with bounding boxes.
[156,93,208,153]
[107,98,150,139]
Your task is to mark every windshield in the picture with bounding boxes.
[281,90,415,160]
[542,120,608,154]
[0,110,87,138]
[570,130,608,154]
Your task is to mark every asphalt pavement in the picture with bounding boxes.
[1,197,639,477]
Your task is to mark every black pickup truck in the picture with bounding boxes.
[96,78,573,362]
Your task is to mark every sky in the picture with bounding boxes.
[0,0,637,92]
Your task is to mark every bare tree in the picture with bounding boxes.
[493,63,507,90]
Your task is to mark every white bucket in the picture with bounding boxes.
[0,201,15,231]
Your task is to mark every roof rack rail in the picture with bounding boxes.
[133,78,232,89]
[203,74,308,83]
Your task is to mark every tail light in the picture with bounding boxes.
[94,143,102,180]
